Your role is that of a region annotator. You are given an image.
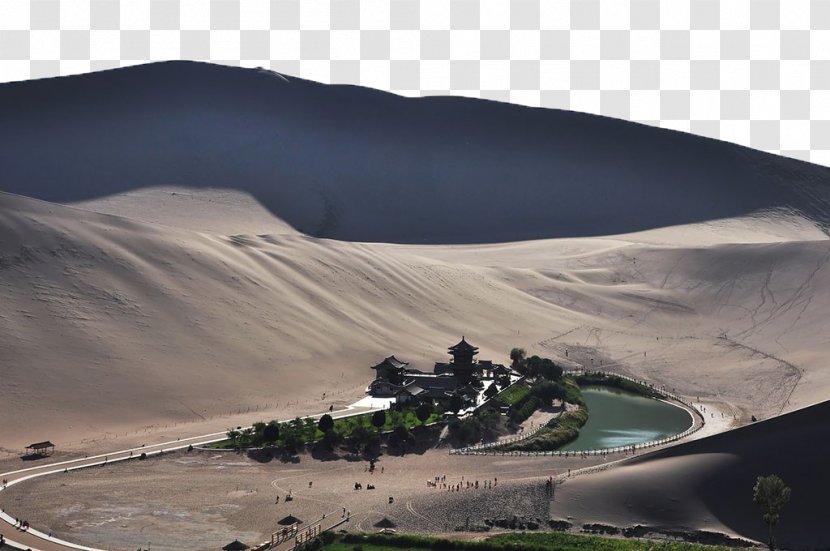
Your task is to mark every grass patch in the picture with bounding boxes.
[508,393,541,425]
[307,532,734,551]
[561,376,586,407]
[495,408,589,452]
[494,383,530,406]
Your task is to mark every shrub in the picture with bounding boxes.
[318,414,334,433]
[531,380,566,403]
[549,519,573,531]
[416,402,432,424]
[262,421,280,445]
[509,394,541,424]
[371,410,386,430]
[498,408,588,452]
[575,373,659,399]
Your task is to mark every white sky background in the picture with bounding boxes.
[0,0,828,165]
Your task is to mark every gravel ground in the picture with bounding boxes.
[2,447,606,551]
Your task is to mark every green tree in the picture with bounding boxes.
[262,421,280,445]
[239,427,254,447]
[226,428,241,442]
[753,474,791,550]
[484,382,499,400]
[371,410,386,432]
[449,393,464,415]
[510,347,526,368]
[321,427,343,451]
[416,402,432,425]
[531,380,566,404]
[318,414,334,434]
[348,425,371,454]
[282,429,304,454]
[538,359,563,381]
[303,417,318,440]
[389,424,414,454]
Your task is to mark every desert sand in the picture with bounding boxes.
[3,190,828,452]
[2,62,830,549]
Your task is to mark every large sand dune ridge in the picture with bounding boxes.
[2,63,830,548]
[2,190,830,455]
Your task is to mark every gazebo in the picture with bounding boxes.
[373,517,397,529]
[272,515,303,546]
[277,514,303,526]
[25,441,55,457]
[221,540,249,551]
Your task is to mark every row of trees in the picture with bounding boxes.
[510,348,564,381]
[225,402,436,456]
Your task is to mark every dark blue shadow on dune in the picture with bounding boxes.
[1,61,829,243]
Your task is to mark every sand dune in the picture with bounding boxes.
[2,190,830,457]
[69,186,296,236]
[2,63,830,547]
[554,399,830,549]
[1,61,830,243]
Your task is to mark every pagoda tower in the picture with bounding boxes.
[448,336,480,383]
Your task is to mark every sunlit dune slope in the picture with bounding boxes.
[2,191,830,454]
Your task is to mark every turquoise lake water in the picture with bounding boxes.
[559,385,693,451]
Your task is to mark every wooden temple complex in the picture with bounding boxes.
[368,337,513,408]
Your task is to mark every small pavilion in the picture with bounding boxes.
[221,540,249,551]
[25,441,55,457]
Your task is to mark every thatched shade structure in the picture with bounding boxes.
[373,517,397,529]
[222,540,249,551]
[25,441,55,456]
[277,514,302,526]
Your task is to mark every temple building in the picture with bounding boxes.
[446,337,480,383]
[367,337,513,409]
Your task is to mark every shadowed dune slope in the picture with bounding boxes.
[1,61,830,243]
[554,399,830,549]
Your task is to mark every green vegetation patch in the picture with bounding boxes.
[494,383,530,406]
[561,376,587,407]
[574,373,661,399]
[304,532,734,551]
[495,407,589,452]
[210,406,444,451]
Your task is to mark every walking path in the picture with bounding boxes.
[0,406,374,551]
[0,376,737,551]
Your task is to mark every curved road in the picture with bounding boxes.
[0,406,374,551]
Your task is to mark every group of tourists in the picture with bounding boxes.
[434,475,497,492]
[13,518,29,531]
